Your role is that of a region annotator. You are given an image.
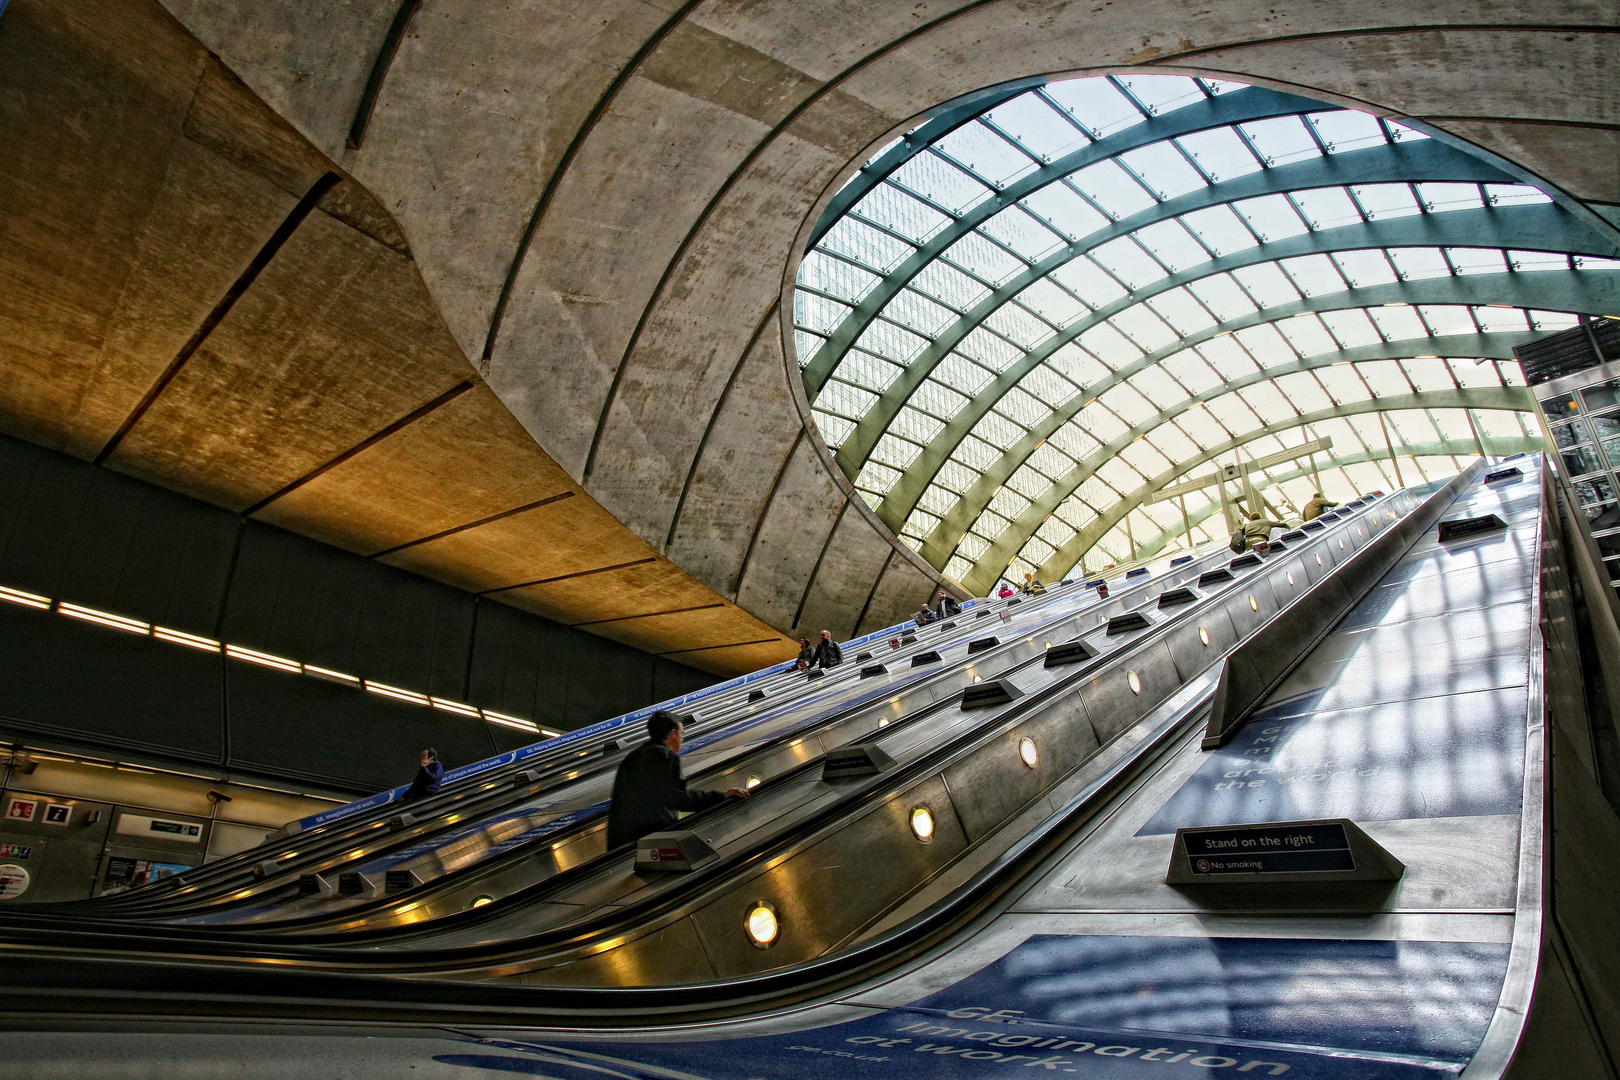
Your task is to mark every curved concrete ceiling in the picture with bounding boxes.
[4,0,1615,674]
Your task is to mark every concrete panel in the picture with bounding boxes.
[257,383,577,555]
[484,78,774,483]
[587,131,844,542]
[735,437,846,630]
[856,554,939,638]
[663,322,801,597]
[156,0,398,160]
[350,0,679,362]
[104,205,471,511]
[1435,119,1620,205]
[793,508,895,639]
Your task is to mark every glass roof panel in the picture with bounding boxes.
[1116,74,1206,117]
[1044,78,1144,139]
[797,74,1593,587]
[1307,110,1387,154]
[1175,126,1262,182]
[982,92,1091,161]
[1119,141,1207,200]
[1133,219,1210,273]
[854,182,952,243]
[1239,115,1321,167]
[1180,204,1259,257]
[1071,160,1158,220]
[1020,182,1110,241]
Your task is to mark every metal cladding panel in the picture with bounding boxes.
[654,656,715,704]
[523,913,719,988]
[1263,554,1309,601]
[1164,606,1238,682]
[0,438,95,598]
[689,773,969,978]
[563,635,657,730]
[0,602,224,764]
[222,523,368,669]
[1076,639,1181,743]
[942,691,1097,843]
[465,599,569,734]
[1224,577,1281,639]
[224,660,496,793]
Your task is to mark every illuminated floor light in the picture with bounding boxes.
[1018,737,1039,768]
[1286,572,1295,586]
[1199,627,1210,646]
[1127,671,1142,694]
[745,776,762,790]
[1249,595,1259,611]
[745,900,779,948]
[471,895,494,908]
[1339,539,1347,549]
[877,718,889,727]
[972,675,982,682]
[910,805,935,842]
[1316,553,1324,565]
[0,586,50,610]
[59,602,148,635]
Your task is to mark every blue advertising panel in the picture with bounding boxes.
[432,935,1507,1079]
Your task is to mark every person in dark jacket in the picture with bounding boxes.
[812,629,843,669]
[605,712,749,849]
[934,589,962,618]
[402,748,444,802]
[795,636,814,670]
[1302,492,1338,521]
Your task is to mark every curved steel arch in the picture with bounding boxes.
[918,329,1534,565]
[828,137,1518,475]
[839,208,1611,492]
[963,387,1531,590]
[909,264,1619,559]
[962,366,1538,589]
[836,201,1610,483]
[802,85,1328,395]
[1126,436,1545,560]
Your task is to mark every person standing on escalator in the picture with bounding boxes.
[401,748,444,802]
[812,629,843,670]
[606,711,750,849]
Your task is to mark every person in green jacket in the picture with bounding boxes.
[1234,510,1284,553]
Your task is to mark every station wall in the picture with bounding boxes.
[0,434,716,795]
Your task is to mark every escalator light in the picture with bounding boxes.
[973,675,982,682]
[1286,572,1295,586]
[746,776,762,790]
[877,718,889,727]
[1127,672,1142,695]
[1339,539,1346,549]
[1316,553,1323,565]
[745,901,779,948]
[1249,595,1258,611]
[471,896,494,908]
[910,806,935,842]
[1199,627,1210,646]
[1357,528,1363,537]
[1018,738,1039,768]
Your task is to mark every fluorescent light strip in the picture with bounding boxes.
[0,586,50,610]
[58,603,149,635]
[153,626,221,652]
[482,710,540,733]
[225,644,302,674]
[30,582,561,738]
[366,681,429,707]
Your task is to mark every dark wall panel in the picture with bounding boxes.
[225,662,496,793]
[0,433,718,794]
[0,602,224,764]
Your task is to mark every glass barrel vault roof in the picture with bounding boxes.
[792,74,1620,592]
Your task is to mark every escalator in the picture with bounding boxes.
[0,456,1610,1080]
